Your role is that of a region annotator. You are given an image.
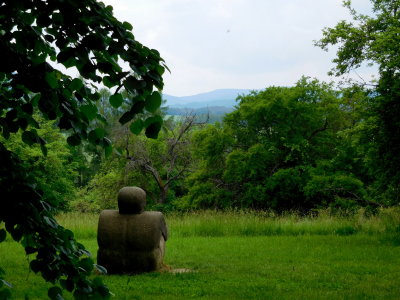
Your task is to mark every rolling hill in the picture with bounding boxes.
[163,89,252,111]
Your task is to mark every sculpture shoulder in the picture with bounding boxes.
[140,211,168,241]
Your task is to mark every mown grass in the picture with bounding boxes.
[1,208,400,299]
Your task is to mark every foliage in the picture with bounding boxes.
[1,117,78,210]
[316,0,400,76]
[183,78,365,211]
[78,163,125,211]
[79,116,198,210]
[126,116,198,204]
[0,144,110,300]
[316,0,400,205]
[0,0,165,298]
[180,1,400,211]
[179,123,234,209]
[371,73,400,205]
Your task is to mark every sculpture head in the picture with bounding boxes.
[118,186,146,214]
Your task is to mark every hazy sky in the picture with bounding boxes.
[103,0,376,96]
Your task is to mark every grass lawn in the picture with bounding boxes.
[1,210,400,299]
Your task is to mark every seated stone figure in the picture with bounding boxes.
[97,186,168,274]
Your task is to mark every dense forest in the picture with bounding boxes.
[0,0,399,299]
[3,75,397,214]
[2,1,399,215]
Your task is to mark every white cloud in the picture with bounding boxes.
[101,0,378,96]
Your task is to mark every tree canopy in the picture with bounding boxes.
[316,0,400,76]
[316,0,400,204]
[0,0,166,299]
[181,78,365,211]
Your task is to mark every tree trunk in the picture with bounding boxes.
[158,184,169,204]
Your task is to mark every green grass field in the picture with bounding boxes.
[1,209,400,299]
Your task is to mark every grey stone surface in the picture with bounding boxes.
[97,187,168,274]
[118,186,146,214]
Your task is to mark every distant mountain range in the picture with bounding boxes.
[166,106,235,116]
[163,89,252,113]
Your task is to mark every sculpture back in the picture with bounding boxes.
[97,187,168,274]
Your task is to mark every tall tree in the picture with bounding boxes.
[0,0,166,299]
[316,0,400,204]
[184,78,357,211]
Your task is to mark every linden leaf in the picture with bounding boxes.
[109,94,123,108]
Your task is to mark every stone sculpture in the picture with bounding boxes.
[97,186,168,274]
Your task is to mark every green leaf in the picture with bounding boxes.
[96,113,108,124]
[0,279,12,288]
[94,128,106,139]
[61,229,74,240]
[145,91,162,113]
[102,76,115,88]
[60,279,74,292]
[94,264,108,275]
[79,258,94,273]
[21,234,35,248]
[45,72,59,89]
[109,94,123,108]
[103,137,112,147]
[80,104,98,121]
[119,101,145,125]
[88,128,106,144]
[48,286,63,300]
[129,119,144,135]
[113,147,123,156]
[67,134,81,146]
[105,144,113,158]
[131,101,146,114]
[22,130,38,146]
[69,78,84,91]
[144,115,163,139]
[90,91,101,101]
[0,229,6,243]
[156,65,165,75]
[119,111,135,125]
[52,12,64,24]
[31,93,41,107]
[145,121,162,139]
[98,137,112,157]
[122,21,133,31]
[39,137,48,156]
[124,76,145,92]
[62,88,72,99]
[43,216,58,229]
[144,115,163,127]
[63,57,76,69]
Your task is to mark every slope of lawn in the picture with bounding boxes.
[1,209,399,299]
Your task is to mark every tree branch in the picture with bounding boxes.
[308,118,328,140]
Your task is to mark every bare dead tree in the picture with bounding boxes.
[125,113,207,204]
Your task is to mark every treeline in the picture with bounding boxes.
[2,76,397,213]
[2,0,398,214]
[75,77,400,212]
[182,78,387,211]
